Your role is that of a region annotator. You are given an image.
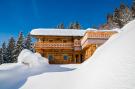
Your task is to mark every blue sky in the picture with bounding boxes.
[0,0,132,44]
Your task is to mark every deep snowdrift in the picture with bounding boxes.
[0,49,49,89]
[18,49,48,67]
[21,20,135,89]
[0,49,78,89]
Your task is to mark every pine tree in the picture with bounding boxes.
[119,3,132,26]
[60,23,64,29]
[1,42,7,63]
[72,22,77,29]
[124,6,133,22]
[101,1,134,29]
[92,25,98,29]
[0,48,2,64]
[24,33,33,51]
[69,23,74,29]
[107,14,113,24]
[69,22,81,29]
[107,13,114,29]
[113,8,121,28]
[131,0,135,18]
[75,21,81,29]
[120,3,126,10]
[14,32,24,61]
[57,23,64,29]
[6,37,16,63]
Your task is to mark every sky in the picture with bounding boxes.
[0,0,132,44]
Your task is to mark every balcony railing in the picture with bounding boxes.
[34,42,73,49]
[81,31,116,46]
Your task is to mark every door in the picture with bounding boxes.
[75,54,79,63]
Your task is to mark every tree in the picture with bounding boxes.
[120,3,126,10]
[23,33,33,51]
[14,32,24,61]
[0,48,2,64]
[57,23,64,29]
[131,0,135,18]
[107,13,115,29]
[1,42,7,63]
[6,37,16,63]
[69,22,81,29]
[69,23,74,29]
[92,25,98,29]
[118,3,132,27]
[113,8,121,28]
[74,21,81,29]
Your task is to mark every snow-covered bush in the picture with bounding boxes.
[18,49,48,67]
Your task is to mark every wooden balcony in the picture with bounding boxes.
[34,42,73,49]
[81,31,117,49]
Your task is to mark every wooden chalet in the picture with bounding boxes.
[30,28,117,64]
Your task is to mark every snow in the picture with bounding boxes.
[0,49,50,89]
[0,20,135,89]
[0,63,78,89]
[0,49,79,89]
[30,28,86,36]
[0,49,77,89]
[18,49,48,67]
[31,28,119,37]
[21,20,135,89]
[86,28,120,32]
[86,28,98,31]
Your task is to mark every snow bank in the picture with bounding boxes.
[21,20,135,89]
[18,49,48,67]
[75,19,135,89]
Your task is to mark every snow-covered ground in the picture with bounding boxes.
[0,20,135,89]
[0,49,79,89]
[0,63,78,89]
[21,20,135,89]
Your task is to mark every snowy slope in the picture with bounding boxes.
[21,20,135,89]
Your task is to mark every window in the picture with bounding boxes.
[48,55,53,60]
[63,55,68,60]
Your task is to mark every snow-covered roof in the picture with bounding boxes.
[30,28,119,37]
[30,28,86,36]
[86,28,98,31]
[86,28,119,32]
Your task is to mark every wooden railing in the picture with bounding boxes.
[87,32,115,39]
[34,42,73,49]
[81,31,117,49]
[81,31,117,46]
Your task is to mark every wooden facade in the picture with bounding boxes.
[81,31,117,60]
[31,29,117,64]
[34,36,83,64]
